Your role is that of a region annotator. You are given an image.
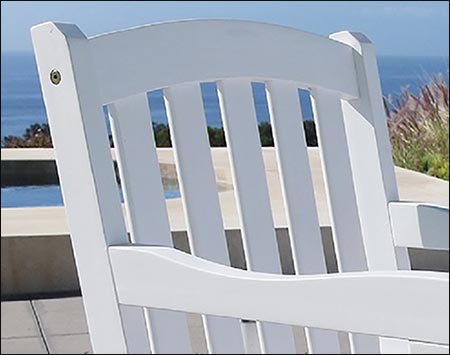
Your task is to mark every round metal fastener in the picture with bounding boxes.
[50,69,61,85]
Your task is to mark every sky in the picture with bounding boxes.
[1,1,449,56]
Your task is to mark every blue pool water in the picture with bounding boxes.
[1,185,181,208]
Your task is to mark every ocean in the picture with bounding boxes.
[1,52,448,207]
[1,52,449,140]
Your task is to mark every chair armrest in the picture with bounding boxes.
[108,245,448,345]
[389,202,449,250]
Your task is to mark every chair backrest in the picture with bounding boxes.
[31,20,405,354]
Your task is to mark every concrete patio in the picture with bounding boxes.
[1,298,91,354]
[3,297,355,354]
[1,297,218,354]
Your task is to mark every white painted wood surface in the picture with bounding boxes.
[89,20,359,103]
[109,246,450,345]
[310,90,368,273]
[218,79,296,353]
[108,94,192,353]
[31,22,129,353]
[379,338,411,354]
[381,338,449,355]
[163,83,245,353]
[330,32,399,272]
[32,19,449,354]
[266,81,341,354]
[409,341,449,354]
[108,94,173,246]
[389,202,449,250]
[311,89,381,354]
[330,31,411,354]
[119,305,151,354]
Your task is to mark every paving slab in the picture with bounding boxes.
[1,337,47,354]
[46,333,91,354]
[32,297,88,336]
[1,301,40,339]
[186,313,207,354]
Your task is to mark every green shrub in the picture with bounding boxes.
[153,123,172,147]
[2,120,319,149]
[207,126,226,147]
[258,122,274,146]
[303,120,318,146]
[2,123,52,148]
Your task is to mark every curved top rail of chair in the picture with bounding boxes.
[31,19,360,104]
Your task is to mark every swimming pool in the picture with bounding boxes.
[1,183,181,208]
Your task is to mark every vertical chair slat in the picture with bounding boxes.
[163,83,245,354]
[119,305,152,354]
[311,89,380,353]
[109,94,192,354]
[265,81,341,354]
[217,79,296,354]
[310,90,368,273]
[108,94,174,246]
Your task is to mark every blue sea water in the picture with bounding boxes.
[2,52,448,139]
[1,52,448,207]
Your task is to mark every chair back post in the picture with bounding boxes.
[330,31,408,270]
[31,22,129,353]
[330,31,412,354]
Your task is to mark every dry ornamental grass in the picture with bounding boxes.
[385,76,449,180]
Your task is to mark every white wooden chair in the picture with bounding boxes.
[31,20,448,354]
